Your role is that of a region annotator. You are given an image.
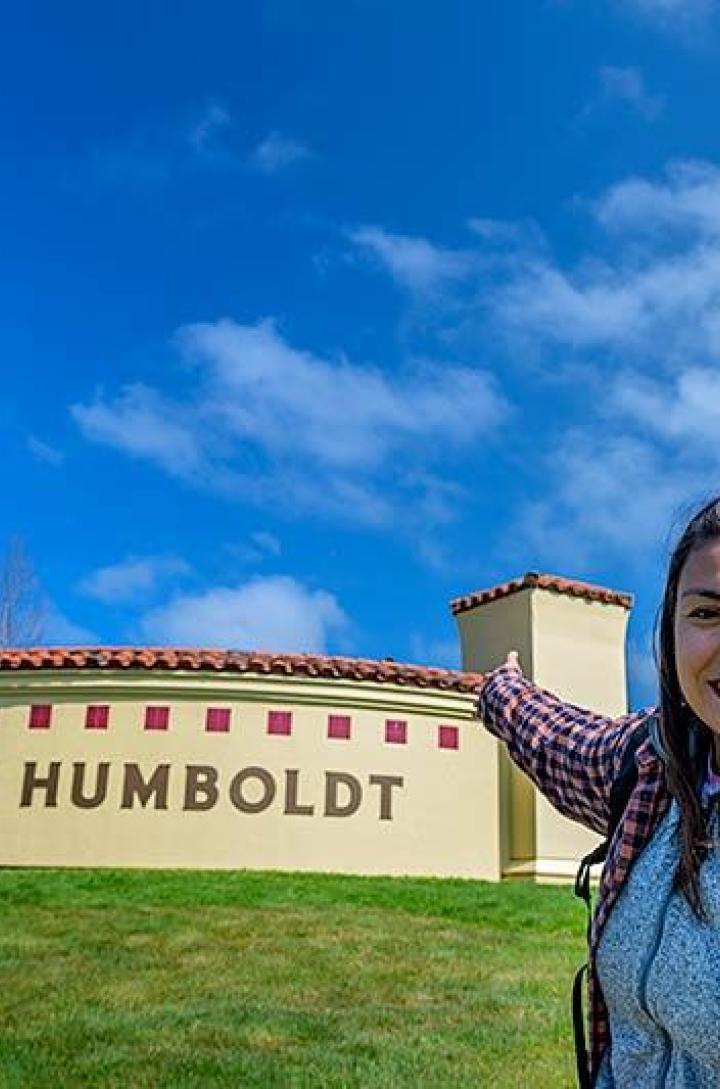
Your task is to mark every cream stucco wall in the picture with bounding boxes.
[530,591,629,715]
[530,591,629,872]
[0,576,633,882]
[455,585,631,881]
[454,589,537,873]
[455,589,535,679]
[0,670,500,879]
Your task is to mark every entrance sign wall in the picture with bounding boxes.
[0,572,633,881]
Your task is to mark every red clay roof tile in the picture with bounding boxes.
[0,646,482,693]
[449,570,633,615]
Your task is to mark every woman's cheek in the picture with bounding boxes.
[676,625,704,703]
[679,628,720,726]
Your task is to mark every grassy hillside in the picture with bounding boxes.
[0,870,586,1088]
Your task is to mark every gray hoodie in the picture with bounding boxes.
[595,744,720,1087]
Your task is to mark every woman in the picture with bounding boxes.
[475,495,720,1087]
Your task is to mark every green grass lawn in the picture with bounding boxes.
[0,869,587,1088]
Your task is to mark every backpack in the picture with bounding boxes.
[571,718,650,1089]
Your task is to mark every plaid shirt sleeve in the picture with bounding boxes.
[476,664,653,836]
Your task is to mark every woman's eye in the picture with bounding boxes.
[690,608,720,620]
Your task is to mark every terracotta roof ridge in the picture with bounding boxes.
[450,570,634,614]
[0,646,483,694]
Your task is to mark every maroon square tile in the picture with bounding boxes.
[385,719,407,744]
[206,707,231,733]
[144,705,170,731]
[85,705,110,730]
[438,725,459,750]
[268,710,292,736]
[328,714,351,740]
[28,704,52,729]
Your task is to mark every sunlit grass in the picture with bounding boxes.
[0,870,585,1088]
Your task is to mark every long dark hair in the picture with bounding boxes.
[654,494,720,920]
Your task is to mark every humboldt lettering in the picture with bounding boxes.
[19,763,404,820]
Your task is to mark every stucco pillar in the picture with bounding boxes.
[450,572,633,881]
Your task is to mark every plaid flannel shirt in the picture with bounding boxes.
[476,663,668,1085]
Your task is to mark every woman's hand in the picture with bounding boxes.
[474,649,523,700]
[503,649,523,673]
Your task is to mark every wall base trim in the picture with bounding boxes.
[503,856,601,884]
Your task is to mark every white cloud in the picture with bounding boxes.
[269,469,398,528]
[187,101,231,153]
[467,217,546,250]
[483,159,720,364]
[459,162,720,570]
[620,0,714,28]
[629,0,706,9]
[611,366,720,448]
[77,555,191,605]
[27,436,64,466]
[71,384,205,477]
[595,160,720,237]
[140,575,348,652]
[408,632,461,670]
[505,429,702,570]
[179,319,506,468]
[343,162,720,369]
[250,530,281,556]
[79,107,311,193]
[338,162,720,573]
[348,226,472,293]
[350,171,720,365]
[250,132,312,173]
[490,258,651,350]
[42,609,99,646]
[72,319,508,533]
[79,103,234,192]
[598,65,664,120]
[227,530,282,566]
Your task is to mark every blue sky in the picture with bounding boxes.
[3,0,720,707]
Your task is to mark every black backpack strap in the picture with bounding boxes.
[571,717,651,1087]
[573,840,609,1089]
[607,719,648,833]
[572,961,592,1089]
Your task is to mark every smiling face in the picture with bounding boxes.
[674,538,720,746]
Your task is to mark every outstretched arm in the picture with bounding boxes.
[476,651,656,835]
